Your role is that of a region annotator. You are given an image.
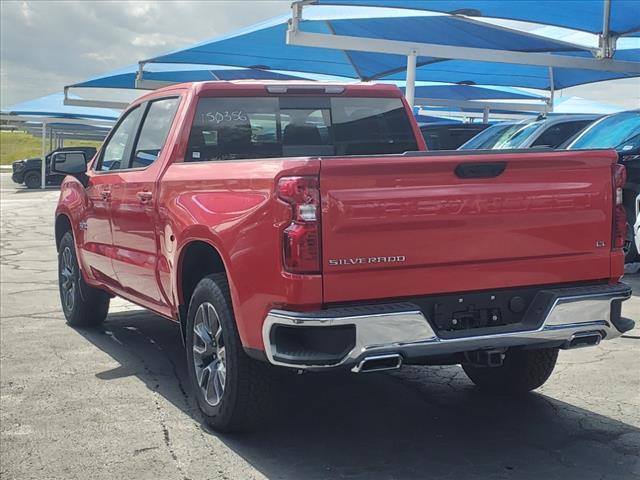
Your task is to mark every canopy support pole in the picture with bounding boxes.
[136,62,146,85]
[548,67,555,113]
[598,0,615,59]
[482,107,490,124]
[41,121,47,190]
[405,51,417,107]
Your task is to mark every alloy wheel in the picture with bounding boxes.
[192,302,226,407]
[60,246,76,312]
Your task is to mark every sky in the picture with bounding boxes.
[0,1,292,107]
[1,0,638,109]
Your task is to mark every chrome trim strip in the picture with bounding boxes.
[262,284,631,370]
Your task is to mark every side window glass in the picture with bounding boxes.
[131,98,180,169]
[532,121,590,148]
[98,106,143,172]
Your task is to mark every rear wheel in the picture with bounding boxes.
[186,274,273,432]
[58,231,110,326]
[462,347,558,393]
[24,171,41,189]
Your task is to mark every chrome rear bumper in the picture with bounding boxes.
[262,283,632,371]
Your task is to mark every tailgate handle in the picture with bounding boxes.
[455,162,506,179]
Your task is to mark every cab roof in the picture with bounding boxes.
[135,80,403,105]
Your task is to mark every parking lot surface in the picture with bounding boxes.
[1,172,639,480]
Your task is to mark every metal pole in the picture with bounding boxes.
[599,0,613,58]
[548,67,555,113]
[405,50,417,107]
[482,106,490,124]
[41,122,47,189]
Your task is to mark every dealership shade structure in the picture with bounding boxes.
[67,60,548,116]
[406,83,547,119]
[64,63,318,108]
[314,0,640,37]
[286,3,640,104]
[1,93,117,189]
[141,5,639,107]
[551,95,624,114]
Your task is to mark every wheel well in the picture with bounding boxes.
[179,241,226,308]
[55,215,72,251]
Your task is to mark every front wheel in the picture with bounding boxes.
[24,171,41,189]
[58,231,110,326]
[462,347,558,393]
[186,274,273,432]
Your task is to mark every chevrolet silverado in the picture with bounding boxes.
[53,81,633,431]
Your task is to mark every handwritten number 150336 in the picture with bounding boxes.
[201,111,248,124]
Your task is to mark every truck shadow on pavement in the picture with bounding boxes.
[76,309,639,480]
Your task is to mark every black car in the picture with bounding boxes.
[11,146,97,189]
[566,110,640,262]
[420,123,490,151]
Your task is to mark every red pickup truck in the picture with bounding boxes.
[53,81,632,431]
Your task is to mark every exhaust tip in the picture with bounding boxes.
[352,354,402,373]
[566,332,602,349]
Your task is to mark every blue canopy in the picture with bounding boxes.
[69,60,543,101]
[68,63,312,89]
[142,6,638,90]
[315,0,640,36]
[383,49,640,89]
[408,84,543,101]
[2,93,120,121]
[551,95,624,114]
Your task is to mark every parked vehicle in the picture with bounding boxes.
[457,121,521,150]
[53,81,632,432]
[11,146,96,189]
[566,110,640,262]
[458,115,598,150]
[420,123,490,150]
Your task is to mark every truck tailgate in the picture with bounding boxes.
[320,150,616,303]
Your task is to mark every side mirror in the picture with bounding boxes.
[51,151,87,174]
[50,151,89,186]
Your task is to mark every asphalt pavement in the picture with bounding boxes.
[1,172,638,480]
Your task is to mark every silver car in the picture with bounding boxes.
[459,115,599,150]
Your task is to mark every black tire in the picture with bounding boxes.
[24,171,41,189]
[58,231,110,327]
[186,273,273,432]
[462,347,558,393]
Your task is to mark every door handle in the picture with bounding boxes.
[100,190,112,201]
[455,162,507,179]
[137,191,153,203]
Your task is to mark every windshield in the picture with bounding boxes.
[493,121,543,149]
[458,122,525,150]
[569,112,640,150]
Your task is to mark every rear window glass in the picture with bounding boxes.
[186,96,417,161]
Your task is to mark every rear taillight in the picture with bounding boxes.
[278,176,321,273]
[612,163,627,250]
